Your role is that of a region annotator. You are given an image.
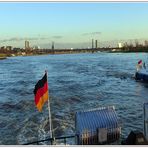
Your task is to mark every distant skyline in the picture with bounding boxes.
[0,2,148,48]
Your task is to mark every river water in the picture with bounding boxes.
[0,52,148,144]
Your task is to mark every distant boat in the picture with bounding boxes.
[11,54,15,57]
[135,60,148,82]
[135,69,148,82]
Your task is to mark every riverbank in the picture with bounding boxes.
[0,54,7,60]
[1,47,148,59]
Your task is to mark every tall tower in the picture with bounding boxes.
[118,43,122,48]
[92,39,94,49]
[25,41,30,50]
[52,41,54,50]
[145,40,148,47]
[95,40,98,49]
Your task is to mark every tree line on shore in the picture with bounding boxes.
[1,41,148,58]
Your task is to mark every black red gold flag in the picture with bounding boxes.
[34,72,49,112]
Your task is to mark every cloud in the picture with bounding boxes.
[82,32,102,36]
[0,37,48,43]
[1,37,23,42]
[38,37,49,40]
[52,36,63,39]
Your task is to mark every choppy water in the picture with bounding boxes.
[0,52,148,144]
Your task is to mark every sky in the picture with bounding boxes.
[0,2,148,48]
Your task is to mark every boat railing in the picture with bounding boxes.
[23,134,77,145]
[144,103,148,141]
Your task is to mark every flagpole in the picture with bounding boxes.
[45,70,53,139]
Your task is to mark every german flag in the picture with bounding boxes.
[34,72,49,112]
